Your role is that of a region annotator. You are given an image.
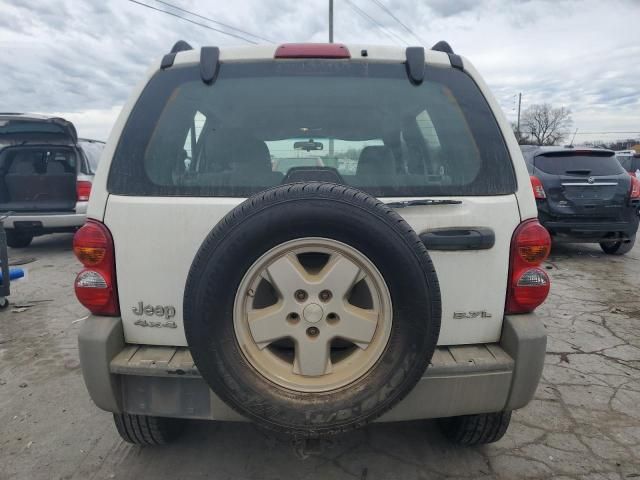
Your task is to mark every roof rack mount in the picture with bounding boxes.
[161,40,194,70]
[430,40,464,71]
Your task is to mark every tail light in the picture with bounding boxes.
[73,220,119,315]
[630,176,640,199]
[506,219,551,314]
[76,181,92,202]
[530,176,546,199]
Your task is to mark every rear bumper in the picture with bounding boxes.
[540,214,639,242]
[78,315,547,421]
[1,206,86,232]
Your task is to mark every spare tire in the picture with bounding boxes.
[184,183,441,437]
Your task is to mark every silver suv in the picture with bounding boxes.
[0,114,103,247]
[75,41,550,446]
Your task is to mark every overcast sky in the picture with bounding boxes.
[0,0,638,143]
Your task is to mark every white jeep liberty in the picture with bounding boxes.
[74,41,550,446]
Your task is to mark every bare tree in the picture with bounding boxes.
[521,103,573,146]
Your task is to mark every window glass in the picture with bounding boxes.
[535,153,625,176]
[109,61,515,197]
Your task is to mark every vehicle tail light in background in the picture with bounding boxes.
[73,220,119,315]
[275,43,351,59]
[76,180,92,202]
[530,176,546,199]
[506,219,551,314]
[630,176,640,199]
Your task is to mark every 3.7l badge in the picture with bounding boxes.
[453,311,492,319]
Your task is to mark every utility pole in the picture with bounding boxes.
[516,92,522,139]
[570,128,578,147]
[329,0,334,43]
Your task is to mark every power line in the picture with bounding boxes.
[128,0,258,44]
[344,0,408,46]
[573,131,640,135]
[369,0,424,45]
[151,0,274,43]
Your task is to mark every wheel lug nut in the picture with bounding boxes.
[294,290,308,301]
[306,326,319,337]
[326,312,340,324]
[287,312,300,324]
[319,290,332,302]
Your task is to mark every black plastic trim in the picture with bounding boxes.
[161,41,194,70]
[170,40,193,54]
[420,227,495,251]
[405,46,425,84]
[200,46,220,84]
[448,54,464,70]
[431,41,454,54]
[160,53,176,70]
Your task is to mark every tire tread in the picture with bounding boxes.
[439,411,512,446]
[113,413,181,446]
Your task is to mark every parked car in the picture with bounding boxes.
[0,114,103,247]
[74,41,550,447]
[272,156,324,174]
[78,138,106,174]
[522,146,640,254]
[615,149,640,176]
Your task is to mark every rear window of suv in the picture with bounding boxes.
[108,60,515,197]
[534,151,625,176]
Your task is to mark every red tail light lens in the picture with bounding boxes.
[630,176,640,199]
[530,176,546,199]
[73,220,119,315]
[275,43,351,58]
[506,219,551,314]
[76,180,92,202]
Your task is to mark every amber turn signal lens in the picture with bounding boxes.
[518,244,551,264]
[73,246,106,267]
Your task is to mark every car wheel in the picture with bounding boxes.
[439,411,512,446]
[113,413,184,445]
[600,235,635,255]
[0,297,8,310]
[5,231,33,248]
[184,182,441,437]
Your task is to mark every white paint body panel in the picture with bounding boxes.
[91,43,537,348]
[105,194,519,347]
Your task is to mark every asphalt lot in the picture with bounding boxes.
[1,234,640,480]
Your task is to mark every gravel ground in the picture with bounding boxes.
[1,233,639,480]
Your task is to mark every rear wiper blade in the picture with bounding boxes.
[385,199,462,208]
[565,169,591,175]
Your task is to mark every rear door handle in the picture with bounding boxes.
[420,227,495,251]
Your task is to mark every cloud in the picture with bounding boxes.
[424,0,479,17]
[0,0,638,142]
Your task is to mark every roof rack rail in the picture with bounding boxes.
[430,40,463,71]
[431,41,454,54]
[171,40,193,54]
[161,40,194,70]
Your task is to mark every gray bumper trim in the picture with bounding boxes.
[78,317,124,413]
[501,314,547,410]
[79,313,546,421]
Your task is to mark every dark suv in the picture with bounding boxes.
[522,146,640,255]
